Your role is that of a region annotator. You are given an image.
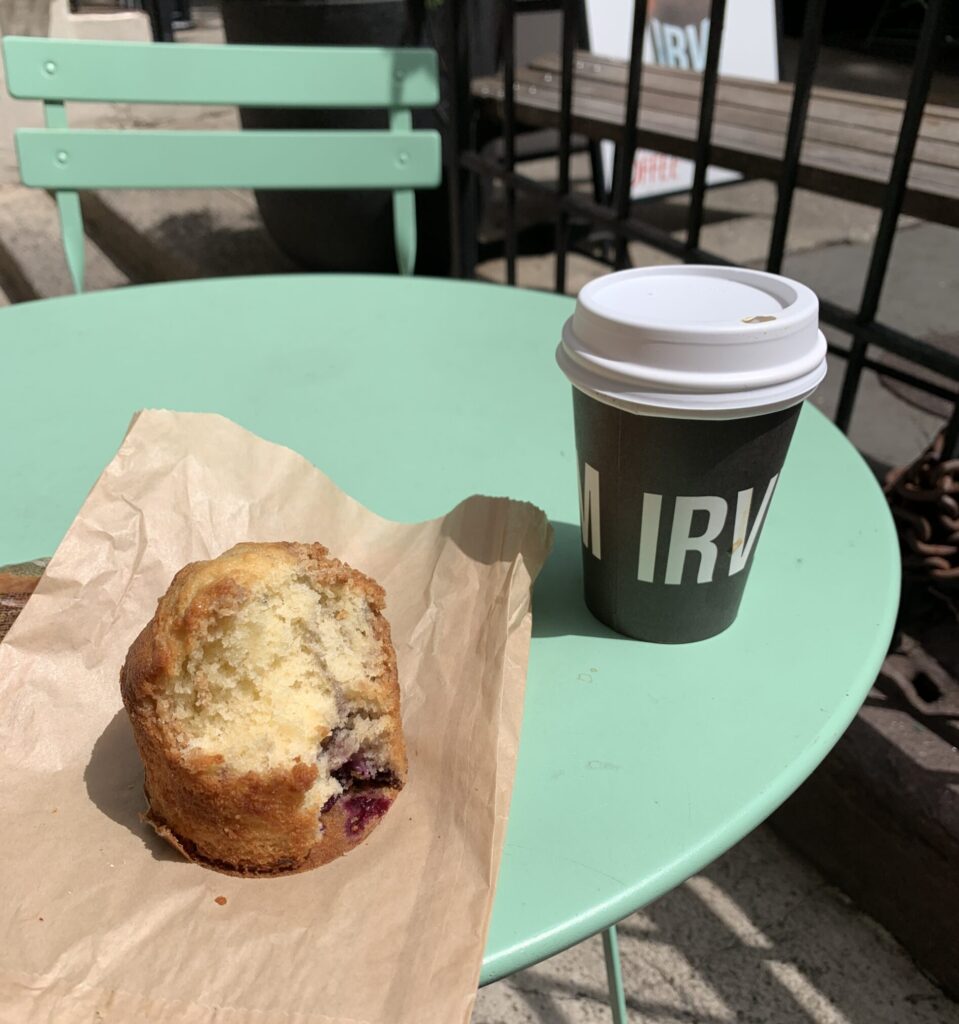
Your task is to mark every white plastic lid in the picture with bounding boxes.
[556,265,828,419]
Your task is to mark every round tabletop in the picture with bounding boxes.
[0,274,899,984]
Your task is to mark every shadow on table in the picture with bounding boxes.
[437,504,619,640]
[532,521,624,641]
[84,708,186,865]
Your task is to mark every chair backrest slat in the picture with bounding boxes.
[3,37,440,108]
[17,129,442,190]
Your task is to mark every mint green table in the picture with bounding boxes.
[0,275,899,1010]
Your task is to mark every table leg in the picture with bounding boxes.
[602,925,628,1023]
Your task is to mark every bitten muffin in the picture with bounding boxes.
[120,542,406,876]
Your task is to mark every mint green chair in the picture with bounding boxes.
[2,37,441,290]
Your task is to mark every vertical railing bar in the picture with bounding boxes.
[943,398,959,460]
[462,0,480,279]
[685,0,727,252]
[502,0,517,286]
[446,0,465,278]
[554,0,577,294]
[465,125,480,280]
[611,0,649,269]
[574,0,608,206]
[765,0,825,274]
[834,0,947,433]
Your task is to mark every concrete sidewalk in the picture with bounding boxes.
[474,826,959,1024]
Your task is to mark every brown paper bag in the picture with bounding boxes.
[0,410,552,1024]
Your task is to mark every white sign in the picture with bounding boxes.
[585,0,779,199]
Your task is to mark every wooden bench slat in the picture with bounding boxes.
[553,50,959,125]
[485,73,959,199]
[515,65,959,171]
[472,74,959,227]
[530,53,959,146]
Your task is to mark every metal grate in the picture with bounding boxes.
[445,0,959,456]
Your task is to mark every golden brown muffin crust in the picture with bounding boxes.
[121,542,406,877]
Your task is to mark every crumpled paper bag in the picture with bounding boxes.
[0,410,552,1024]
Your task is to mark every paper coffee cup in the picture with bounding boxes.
[557,265,828,643]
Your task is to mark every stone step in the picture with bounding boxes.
[771,664,959,1001]
[0,185,127,299]
[0,184,297,302]
[81,188,297,284]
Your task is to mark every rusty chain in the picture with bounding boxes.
[885,430,959,583]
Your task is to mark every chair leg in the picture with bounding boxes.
[602,925,628,1024]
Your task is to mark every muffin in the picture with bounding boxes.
[120,542,406,876]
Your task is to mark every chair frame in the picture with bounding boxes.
[3,36,442,289]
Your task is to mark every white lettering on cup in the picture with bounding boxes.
[665,496,728,584]
[729,474,779,576]
[637,492,663,583]
[580,462,601,559]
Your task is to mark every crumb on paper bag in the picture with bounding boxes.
[214,896,227,907]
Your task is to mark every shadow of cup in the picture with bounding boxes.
[531,521,625,641]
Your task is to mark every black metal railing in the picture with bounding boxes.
[446,0,959,456]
